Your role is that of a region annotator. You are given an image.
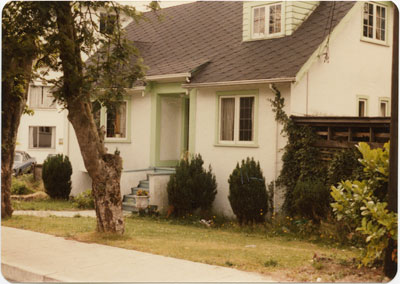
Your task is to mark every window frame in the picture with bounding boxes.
[379,97,390,117]
[99,99,131,143]
[29,126,56,149]
[251,2,285,40]
[357,95,369,117]
[29,85,56,109]
[215,90,259,147]
[361,2,389,45]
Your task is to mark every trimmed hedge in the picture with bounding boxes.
[228,157,268,225]
[42,154,72,200]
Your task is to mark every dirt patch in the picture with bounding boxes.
[269,255,389,282]
[11,191,49,201]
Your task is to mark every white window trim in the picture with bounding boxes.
[28,85,57,110]
[379,97,391,116]
[29,126,56,149]
[101,100,131,143]
[357,95,369,117]
[360,2,389,46]
[251,2,285,40]
[217,94,257,146]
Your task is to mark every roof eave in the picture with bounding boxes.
[145,73,191,83]
[181,77,296,88]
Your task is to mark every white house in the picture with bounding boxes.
[18,1,394,216]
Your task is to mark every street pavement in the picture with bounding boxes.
[2,226,275,282]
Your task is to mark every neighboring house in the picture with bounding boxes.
[16,81,70,164]
[21,1,394,216]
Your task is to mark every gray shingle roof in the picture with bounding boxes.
[125,1,356,84]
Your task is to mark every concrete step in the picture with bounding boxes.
[138,180,149,188]
[123,194,136,204]
[122,202,138,212]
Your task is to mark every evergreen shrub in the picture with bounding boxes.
[167,154,217,216]
[292,178,330,223]
[228,157,268,225]
[42,154,72,200]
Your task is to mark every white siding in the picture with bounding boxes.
[243,1,319,41]
[194,84,290,217]
[291,2,393,117]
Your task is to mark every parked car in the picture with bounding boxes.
[13,151,36,176]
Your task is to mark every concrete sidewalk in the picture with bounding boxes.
[2,227,274,282]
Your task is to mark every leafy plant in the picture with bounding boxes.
[73,189,94,209]
[270,88,327,217]
[292,178,330,223]
[331,142,397,266]
[42,154,72,200]
[167,154,217,217]
[11,178,34,195]
[228,157,268,225]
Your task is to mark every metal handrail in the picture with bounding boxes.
[123,166,175,173]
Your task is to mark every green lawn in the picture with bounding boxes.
[11,199,80,211]
[2,214,385,282]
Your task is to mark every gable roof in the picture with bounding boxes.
[125,1,356,85]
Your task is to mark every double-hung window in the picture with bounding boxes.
[29,86,55,109]
[252,3,283,39]
[362,2,387,43]
[218,94,257,145]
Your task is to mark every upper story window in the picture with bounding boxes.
[252,3,283,39]
[100,13,116,34]
[362,2,387,43]
[29,86,55,109]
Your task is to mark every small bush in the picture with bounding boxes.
[42,154,72,200]
[228,157,268,225]
[167,154,217,217]
[73,189,94,209]
[11,178,34,195]
[292,178,330,223]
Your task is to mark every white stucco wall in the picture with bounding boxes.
[194,84,290,217]
[291,2,393,117]
[69,91,152,196]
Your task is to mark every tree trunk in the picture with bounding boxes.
[1,52,34,219]
[55,2,125,234]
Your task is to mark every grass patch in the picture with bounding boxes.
[2,214,384,282]
[12,174,44,192]
[11,199,80,211]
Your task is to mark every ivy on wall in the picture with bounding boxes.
[269,85,328,217]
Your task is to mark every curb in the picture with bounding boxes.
[2,262,62,282]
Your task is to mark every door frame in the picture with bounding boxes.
[154,93,189,167]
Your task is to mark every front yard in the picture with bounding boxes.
[2,214,385,282]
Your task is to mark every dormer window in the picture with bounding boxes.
[362,2,387,43]
[252,3,283,39]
